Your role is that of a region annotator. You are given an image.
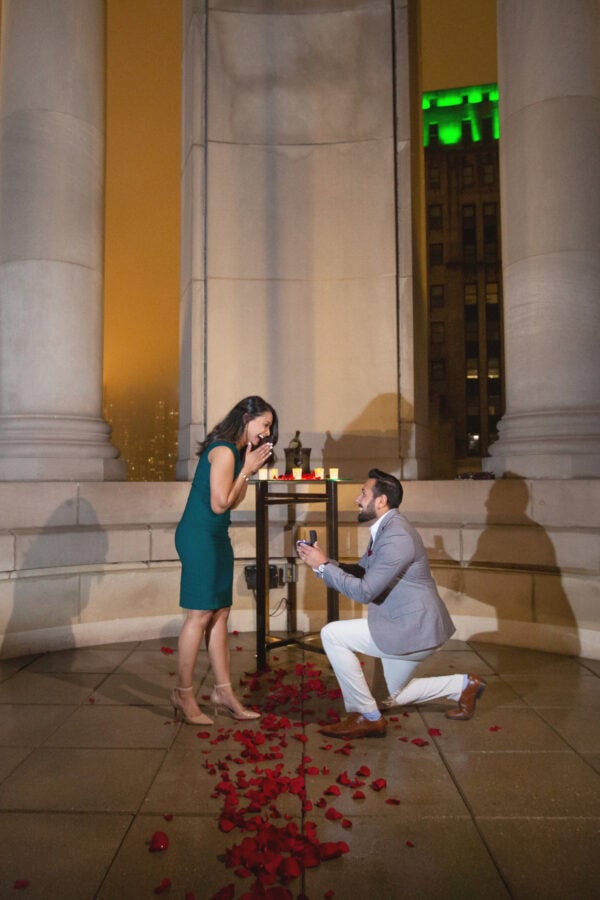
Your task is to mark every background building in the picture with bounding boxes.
[424,84,504,476]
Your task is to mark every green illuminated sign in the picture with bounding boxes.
[422,83,499,147]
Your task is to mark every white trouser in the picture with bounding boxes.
[321,618,464,715]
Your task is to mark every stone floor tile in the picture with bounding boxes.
[26,645,135,673]
[43,704,180,749]
[304,737,468,819]
[444,750,600,817]
[535,706,600,754]
[0,747,31,783]
[583,753,600,773]
[501,674,600,708]
[0,655,39,685]
[469,643,591,677]
[580,657,600,676]
[420,706,572,752]
[0,703,75,747]
[0,748,165,812]
[142,748,302,818]
[478,817,600,900]
[0,812,132,900]
[0,671,104,704]
[90,672,174,706]
[304,815,510,900]
[96,813,304,900]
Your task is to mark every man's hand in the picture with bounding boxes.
[296,541,328,569]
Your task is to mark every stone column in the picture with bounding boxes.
[176,0,207,481]
[394,0,431,479]
[485,0,600,478]
[0,0,125,481]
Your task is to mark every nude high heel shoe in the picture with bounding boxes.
[170,685,213,725]
[210,682,260,720]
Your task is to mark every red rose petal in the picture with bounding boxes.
[154,877,172,894]
[356,765,370,777]
[341,818,352,829]
[352,790,365,800]
[385,798,401,805]
[210,885,235,900]
[160,646,175,655]
[370,778,387,792]
[428,728,442,736]
[324,785,341,796]
[149,831,169,852]
[325,807,343,821]
[411,738,429,747]
[13,881,30,890]
[489,725,502,732]
[163,814,173,821]
[406,840,415,848]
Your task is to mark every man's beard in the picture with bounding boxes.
[357,501,377,523]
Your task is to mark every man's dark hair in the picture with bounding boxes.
[368,468,403,509]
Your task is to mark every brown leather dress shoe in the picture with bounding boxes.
[320,714,387,740]
[446,674,487,720]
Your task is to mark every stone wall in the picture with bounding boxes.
[0,479,598,660]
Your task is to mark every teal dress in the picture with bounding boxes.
[175,441,242,610]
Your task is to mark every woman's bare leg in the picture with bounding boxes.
[206,608,258,716]
[176,609,213,717]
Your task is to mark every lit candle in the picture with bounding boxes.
[258,468,268,480]
[328,467,339,480]
[314,467,324,479]
[292,467,303,480]
[269,467,279,479]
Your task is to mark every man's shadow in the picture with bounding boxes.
[465,477,579,656]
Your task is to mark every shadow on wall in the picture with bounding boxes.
[322,393,402,480]
[0,500,107,661]
[439,478,580,656]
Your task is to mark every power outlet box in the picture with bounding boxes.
[244,564,278,590]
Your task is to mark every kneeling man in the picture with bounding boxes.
[296,469,486,739]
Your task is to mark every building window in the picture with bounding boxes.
[462,165,474,188]
[429,164,440,188]
[431,322,445,343]
[482,162,495,185]
[483,202,498,243]
[428,203,443,232]
[488,357,501,379]
[431,358,446,381]
[462,204,477,263]
[430,284,445,309]
[466,356,479,379]
[485,282,498,304]
[429,243,444,266]
[464,283,477,305]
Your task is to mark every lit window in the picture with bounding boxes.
[464,283,477,305]
[486,282,498,304]
[466,357,479,379]
[488,358,500,379]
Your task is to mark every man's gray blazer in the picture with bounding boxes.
[322,509,455,655]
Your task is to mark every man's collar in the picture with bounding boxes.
[369,508,394,543]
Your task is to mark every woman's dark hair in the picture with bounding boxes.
[197,395,279,461]
[368,468,403,509]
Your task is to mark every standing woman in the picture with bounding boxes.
[172,395,278,724]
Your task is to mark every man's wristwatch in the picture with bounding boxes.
[317,563,326,576]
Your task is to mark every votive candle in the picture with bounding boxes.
[269,467,279,479]
[314,467,324,479]
[292,467,303,480]
[258,468,268,480]
[328,467,339,480]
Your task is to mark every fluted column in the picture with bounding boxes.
[0,0,125,480]
[485,0,600,478]
[176,0,206,481]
